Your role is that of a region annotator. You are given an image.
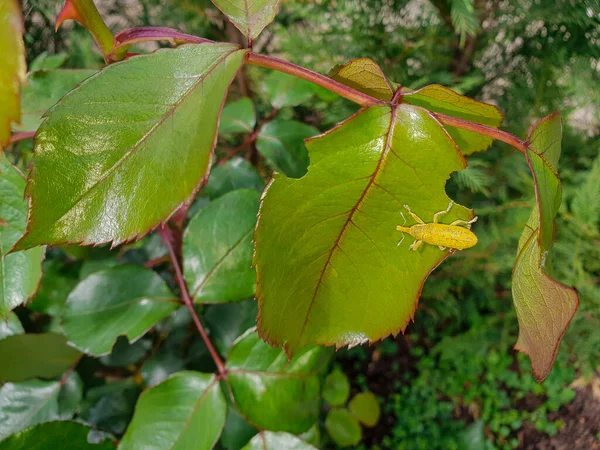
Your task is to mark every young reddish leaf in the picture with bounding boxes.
[14,69,97,133]
[0,0,26,145]
[56,0,115,57]
[13,44,246,251]
[329,58,393,101]
[0,155,44,320]
[512,113,579,382]
[403,85,503,155]
[211,0,279,42]
[254,105,471,355]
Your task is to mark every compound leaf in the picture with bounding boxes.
[325,408,361,447]
[61,265,179,355]
[0,333,81,382]
[0,0,26,145]
[242,432,317,450]
[512,113,579,382]
[184,189,260,304]
[0,155,44,319]
[211,0,279,41]
[14,43,246,250]
[322,369,350,407]
[0,421,116,450]
[226,330,330,433]
[348,392,380,427]
[120,371,226,450]
[329,58,393,101]
[14,69,96,132]
[403,84,503,155]
[255,105,471,354]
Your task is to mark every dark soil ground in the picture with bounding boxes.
[342,335,600,450]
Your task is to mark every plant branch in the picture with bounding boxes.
[159,225,227,379]
[433,113,527,154]
[246,53,379,107]
[10,131,36,144]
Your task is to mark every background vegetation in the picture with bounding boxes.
[6,0,600,448]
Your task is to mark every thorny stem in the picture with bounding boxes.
[159,226,227,379]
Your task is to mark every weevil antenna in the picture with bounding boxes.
[400,211,407,226]
[397,232,405,247]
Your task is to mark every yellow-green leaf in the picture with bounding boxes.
[329,58,393,101]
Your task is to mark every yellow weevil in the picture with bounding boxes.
[396,201,478,252]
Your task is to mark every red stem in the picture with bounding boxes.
[10,131,36,144]
[246,53,379,107]
[433,113,527,154]
[159,226,227,379]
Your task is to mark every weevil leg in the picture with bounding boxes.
[399,211,407,226]
[450,216,478,229]
[409,239,423,251]
[433,201,454,223]
[403,205,425,224]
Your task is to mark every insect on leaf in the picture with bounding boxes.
[13,43,247,251]
[254,104,472,355]
[511,113,579,382]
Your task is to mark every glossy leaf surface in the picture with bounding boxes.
[204,158,264,199]
[255,105,470,354]
[0,155,44,319]
[61,265,178,355]
[0,333,81,382]
[329,58,393,101]
[0,0,26,145]
[0,421,115,450]
[120,371,226,450]
[348,392,380,427]
[211,0,279,41]
[14,69,96,132]
[322,369,350,406]
[325,408,361,447]
[219,98,256,135]
[184,190,260,303]
[512,113,579,381]
[242,432,317,450]
[15,43,246,250]
[256,120,318,178]
[226,330,329,433]
[262,71,316,109]
[0,373,82,439]
[403,84,503,155]
[204,299,258,356]
[0,312,23,339]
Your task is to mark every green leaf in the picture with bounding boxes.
[219,98,256,135]
[120,371,227,450]
[220,408,258,450]
[450,0,480,45]
[0,155,44,319]
[571,151,600,227]
[0,312,23,339]
[263,71,317,109]
[0,421,115,450]
[348,392,380,427]
[61,265,179,355]
[184,190,260,304]
[98,336,152,367]
[29,52,69,71]
[329,58,393,101]
[512,113,579,382]
[0,333,81,382]
[325,408,362,447]
[403,84,503,155]
[204,299,258,357]
[460,420,485,450]
[211,0,279,41]
[0,0,26,145]
[242,431,317,450]
[0,373,82,439]
[14,69,96,132]
[226,330,329,433]
[204,157,265,200]
[255,105,471,354]
[80,379,141,435]
[322,369,350,406]
[14,43,247,250]
[28,260,79,316]
[256,120,318,178]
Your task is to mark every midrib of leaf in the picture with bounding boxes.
[31,47,240,240]
[190,227,253,299]
[166,379,217,450]
[297,106,397,341]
